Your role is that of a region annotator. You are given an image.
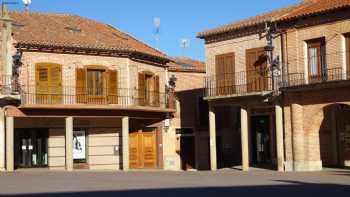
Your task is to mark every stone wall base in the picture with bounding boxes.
[284,161,294,172]
[284,161,323,171]
[344,160,350,167]
[163,155,181,171]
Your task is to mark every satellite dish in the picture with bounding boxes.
[22,0,32,11]
[22,0,32,5]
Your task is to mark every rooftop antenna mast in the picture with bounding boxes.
[153,17,161,50]
[22,0,31,11]
[180,38,189,57]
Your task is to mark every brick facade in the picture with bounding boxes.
[200,4,350,171]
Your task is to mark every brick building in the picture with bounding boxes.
[0,10,176,171]
[164,57,208,171]
[198,0,350,171]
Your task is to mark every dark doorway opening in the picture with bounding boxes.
[320,104,350,168]
[250,115,273,169]
[180,135,196,170]
[15,129,48,169]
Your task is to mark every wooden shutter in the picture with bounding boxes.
[76,68,87,103]
[215,55,225,95]
[224,53,235,95]
[138,73,146,106]
[35,63,62,104]
[107,69,118,104]
[153,75,160,107]
[215,53,235,95]
[36,64,50,104]
[246,47,268,92]
[49,64,63,104]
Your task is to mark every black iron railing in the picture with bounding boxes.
[280,67,350,88]
[19,85,174,109]
[204,70,275,97]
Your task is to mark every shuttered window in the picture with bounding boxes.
[138,72,160,107]
[76,67,118,104]
[35,63,62,104]
[215,53,235,95]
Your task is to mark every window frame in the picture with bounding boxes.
[345,34,350,75]
[306,38,326,79]
[86,69,105,97]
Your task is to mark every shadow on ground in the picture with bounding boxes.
[4,181,350,197]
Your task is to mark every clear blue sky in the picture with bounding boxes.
[9,0,301,61]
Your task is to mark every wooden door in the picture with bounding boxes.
[246,47,268,92]
[129,130,157,169]
[215,53,235,95]
[129,132,141,169]
[142,132,157,168]
[36,63,62,104]
[307,38,326,83]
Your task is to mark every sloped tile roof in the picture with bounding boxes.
[167,57,205,73]
[8,11,169,61]
[197,0,350,38]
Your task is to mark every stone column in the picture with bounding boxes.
[209,104,217,171]
[122,116,129,171]
[0,108,5,171]
[6,116,14,172]
[291,104,304,171]
[275,104,285,172]
[241,106,249,171]
[65,117,73,171]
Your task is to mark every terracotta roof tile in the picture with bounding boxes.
[167,57,205,73]
[8,11,169,61]
[197,0,350,38]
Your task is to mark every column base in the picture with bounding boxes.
[293,161,323,171]
[0,168,5,172]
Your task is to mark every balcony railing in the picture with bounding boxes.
[18,85,174,109]
[204,70,275,98]
[280,67,350,88]
[0,75,20,95]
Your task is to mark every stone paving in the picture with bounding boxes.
[0,168,350,196]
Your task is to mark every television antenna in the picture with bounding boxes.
[153,17,161,50]
[22,0,31,11]
[180,38,190,56]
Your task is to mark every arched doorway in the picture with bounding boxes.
[320,104,350,168]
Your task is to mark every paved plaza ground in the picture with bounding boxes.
[0,169,350,196]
